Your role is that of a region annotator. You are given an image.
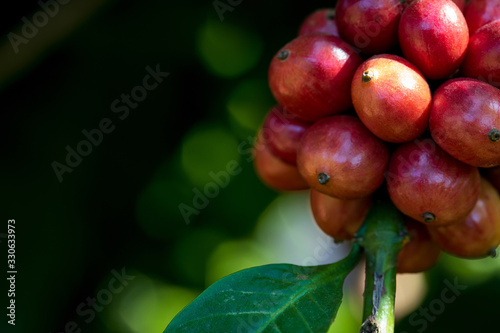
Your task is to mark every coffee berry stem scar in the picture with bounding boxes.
[318,172,330,184]
[277,50,289,61]
[488,129,500,142]
[326,9,335,20]
[422,212,435,223]
[362,70,374,82]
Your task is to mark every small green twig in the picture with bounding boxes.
[355,200,408,333]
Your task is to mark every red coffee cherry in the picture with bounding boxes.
[268,34,362,122]
[428,178,500,258]
[297,115,389,199]
[387,139,481,226]
[298,8,339,37]
[262,105,311,165]
[430,78,500,168]
[464,0,500,35]
[397,218,441,274]
[351,54,431,143]
[406,0,465,11]
[461,20,500,89]
[310,189,370,241]
[398,0,469,79]
[253,133,309,191]
[335,0,403,54]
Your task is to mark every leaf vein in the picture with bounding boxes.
[293,305,314,333]
[255,283,315,332]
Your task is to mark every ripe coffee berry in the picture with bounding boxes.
[464,0,500,35]
[387,139,481,226]
[461,19,500,89]
[335,0,403,54]
[430,78,500,168]
[398,0,469,79]
[407,0,466,11]
[428,178,500,258]
[253,133,309,191]
[256,1,500,281]
[351,54,431,143]
[298,8,339,37]
[397,218,441,274]
[261,105,311,165]
[297,115,389,199]
[310,189,370,241]
[268,34,362,122]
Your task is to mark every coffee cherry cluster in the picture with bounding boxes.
[253,0,500,273]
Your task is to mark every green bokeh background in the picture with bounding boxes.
[0,0,499,332]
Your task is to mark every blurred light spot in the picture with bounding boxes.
[226,79,275,132]
[254,191,350,266]
[197,19,263,78]
[171,228,229,286]
[395,273,428,320]
[117,274,199,333]
[205,239,274,286]
[135,167,191,240]
[327,296,360,333]
[440,253,500,284]
[181,124,240,187]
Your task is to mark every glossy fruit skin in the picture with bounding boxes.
[387,139,481,226]
[351,54,431,143]
[406,0,465,11]
[398,0,469,79]
[297,115,389,199]
[464,0,500,35]
[428,178,500,258]
[397,218,441,273]
[298,8,340,37]
[268,34,362,122]
[335,0,403,54]
[262,105,311,165]
[310,189,370,241]
[405,0,465,13]
[253,133,309,191]
[461,20,500,89]
[430,78,500,168]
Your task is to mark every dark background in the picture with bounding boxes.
[0,0,499,332]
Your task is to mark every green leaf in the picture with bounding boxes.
[165,245,361,333]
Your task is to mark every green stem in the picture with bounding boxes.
[355,200,408,333]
